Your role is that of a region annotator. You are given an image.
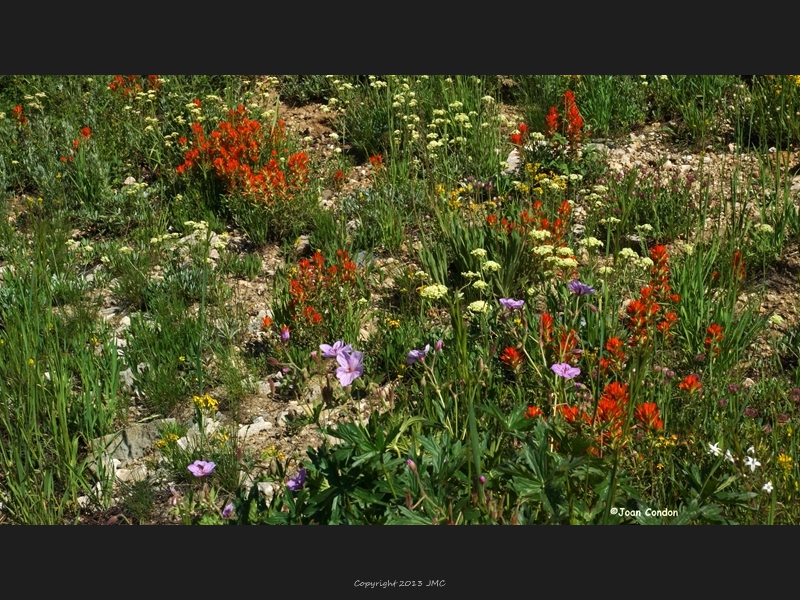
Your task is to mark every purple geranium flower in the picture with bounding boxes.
[435,339,443,353]
[187,460,216,477]
[406,344,431,365]
[499,298,525,311]
[287,468,307,492]
[320,340,353,359]
[568,280,596,296]
[280,325,290,342]
[551,363,581,379]
[222,502,235,519]
[336,350,364,387]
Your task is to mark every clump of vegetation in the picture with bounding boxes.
[1,75,800,525]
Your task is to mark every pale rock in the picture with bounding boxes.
[116,465,148,483]
[119,368,135,390]
[99,307,118,321]
[257,482,274,505]
[237,420,273,440]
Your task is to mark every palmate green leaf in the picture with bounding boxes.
[350,486,392,508]
[349,450,380,469]
[388,506,436,524]
[509,474,544,497]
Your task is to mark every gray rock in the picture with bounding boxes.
[237,420,273,440]
[115,465,148,483]
[119,368,136,390]
[257,482,274,505]
[303,383,322,405]
[92,419,176,467]
[99,307,119,321]
[294,235,311,256]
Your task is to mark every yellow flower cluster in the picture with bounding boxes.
[778,453,793,472]
[653,434,678,448]
[155,433,180,448]
[193,394,219,414]
[261,444,285,461]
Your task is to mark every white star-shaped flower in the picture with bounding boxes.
[725,449,736,463]
[762,481,773,494]
[708,443,722,457]
[747,446,755,455]
[743,456,761,472]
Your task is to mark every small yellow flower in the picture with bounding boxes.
[179,356,185,362]
[156,433,179,449]
[192,394,219,414]
[778,453,793,472]
[28,358,35,366]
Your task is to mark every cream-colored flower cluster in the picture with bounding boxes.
[579,237,604,249]
[468,300,489,314]
[420,284,448,300]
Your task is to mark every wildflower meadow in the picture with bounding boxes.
[2,75,800,524]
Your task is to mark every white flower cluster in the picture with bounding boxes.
[638,257,654,268]
[420,284,448,300]
[529,229,552,241]
[150,232,181,245]
[467,300,489,314]
[579,237,604,249]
